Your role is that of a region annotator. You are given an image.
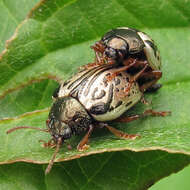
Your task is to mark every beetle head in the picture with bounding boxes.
[47,97,73,143]
[103,37,129,61]
[47,97,91,143]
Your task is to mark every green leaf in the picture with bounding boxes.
[0,0,190,189]
[0,0,39,52]
[0,163,46,190]
[0,151,189,190]
[45,151,190,190]
[150,164,190,190]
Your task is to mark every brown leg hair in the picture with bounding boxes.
[39,139,56,148]
[77,125,94,151]
[141,96,151,105]
[115,109,171,123]
[106,59,138,81]
[105,124,140,140]
[105,109,171,140]
[124,64,149,95]
[91,41,106,65]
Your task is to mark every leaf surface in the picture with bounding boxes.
[0,0,39,52]
[0,0,190,189]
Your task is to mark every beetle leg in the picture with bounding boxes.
[139,71,162,92]
[91,41,106,64]
[106,65,130,81]
[106,60,138,81]
[104,124,140,140]
[142,109,171,117]
[125,64,149,94]
[83,42,106,69]
[95,51,102,64]
[141,96,151,105]
[91,41,105,54]
[39,139,56,148]
[115,109,171,123]
[77,125,94,151]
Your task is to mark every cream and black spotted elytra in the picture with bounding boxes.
[55,65,142,122]
[7,65,169,174]
[90,27,162,92]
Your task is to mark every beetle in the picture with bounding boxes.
[89,27,162,92]
[7,64,169,174]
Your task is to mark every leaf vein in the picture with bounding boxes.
[80,152,114,190]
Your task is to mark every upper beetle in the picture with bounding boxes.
[92,27,161,71]
[90,27,162,92]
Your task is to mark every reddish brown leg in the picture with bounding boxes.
[105,124,140,140]
[106,65,132,81]
[115,109,171,123]
[123,58,148,67]
[39,139,56,148]
[125,64,149,94]
[143,109,171,117]
[77,125,94,151]
[141,96,152,105]
[82,42,106,69]
[91,41,106,64]
[115,115,141,123]
[139,71,162,92]
[91,41,105,54]
[106,59,139,81]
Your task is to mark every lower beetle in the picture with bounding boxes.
[89,27,162,92]
[7,65,169,174]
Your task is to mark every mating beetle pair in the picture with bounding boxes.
[7,27,169,174]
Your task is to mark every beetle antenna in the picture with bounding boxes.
[6,126,49,134]
[45,137,62,175]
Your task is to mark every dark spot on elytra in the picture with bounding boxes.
[115,88,119,92]
[114,78,120,85]
[103,77,108,87]
[109,106,114,111]
[126,101,132,107]
[115,101,122,108]
[89,102,109,115]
